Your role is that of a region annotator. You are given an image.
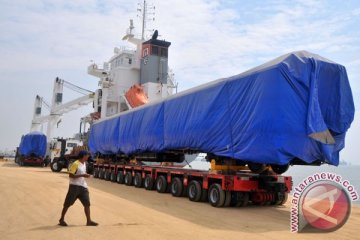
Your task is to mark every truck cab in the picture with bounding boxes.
[49,138,83,162]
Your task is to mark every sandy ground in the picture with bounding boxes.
[0,161,359,240]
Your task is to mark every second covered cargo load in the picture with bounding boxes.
[15,131,47,166]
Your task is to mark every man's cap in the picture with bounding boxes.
[78,150,89,158]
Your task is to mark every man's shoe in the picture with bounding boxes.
[86,221,98,226]
[58,219,68,226]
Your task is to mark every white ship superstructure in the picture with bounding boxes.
[88,15,177,119]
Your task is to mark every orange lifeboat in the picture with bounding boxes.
[125,84,149,108]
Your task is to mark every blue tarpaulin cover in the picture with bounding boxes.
[19,132,47,157]
[89,51,355,166]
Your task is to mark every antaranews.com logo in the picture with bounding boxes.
[290,172,358,232]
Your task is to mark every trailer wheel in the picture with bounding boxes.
[248,162,267,174]
[86,164,94,175]
[188,180,202,202]
[125,172,133,186]
[101,169,107,179]
[270,164,289,175]
[99,169,105,179]
[110,171,116,182]
[230,192,238,207]
[104,171,111,181]
[170,177,183,197]
[235,192,249,207]
[50,161,63,172]
[156,175,167,193]
[277,192,288,205]
[93,169,99,178]
[134,173,143,188]
[144,174,154,190]
[116,171,125,184]
[208,183,225,207]
[224,191,232,207]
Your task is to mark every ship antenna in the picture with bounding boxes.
[137,0,155,40]
[141,0,146,40]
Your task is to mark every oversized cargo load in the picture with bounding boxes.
[19,131,47,158]
[89,51,354,167]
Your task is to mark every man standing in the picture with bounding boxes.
[59,150,98,226]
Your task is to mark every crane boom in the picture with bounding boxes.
[30,78,95,139]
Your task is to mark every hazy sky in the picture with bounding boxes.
[0,0,359,163]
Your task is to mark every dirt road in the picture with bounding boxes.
[0,161,359,240]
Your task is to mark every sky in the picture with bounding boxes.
[0,0,359,163]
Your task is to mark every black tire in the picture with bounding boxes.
[208,183,226,207]
[110,171,116,182]
[230,192,238,207]
[156,175,167,193]
[102,169,107,179]
[170,177,183,197]
[144,174,154,190]
[134,173,143,188]
[87,167,94,175]
[124,172,133,186]
[104,171,111,181]
[235,192,249,207]
[270,164,289,175]
[116,171,125,184]
[86,163,94,175]
[93,169,99,178]
[278,193,288,205]
[99,169,105,179]
[188,180,202,202]
[248,162,267,174]
[50,161,63,172]
[224,191,232,207]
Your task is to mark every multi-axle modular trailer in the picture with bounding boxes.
[92,163,292,207]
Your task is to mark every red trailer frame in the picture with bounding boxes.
[93,163,292,207]
[20,156,44,167]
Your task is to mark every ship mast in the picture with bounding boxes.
[138,0,155,40]
[141,0,146,40]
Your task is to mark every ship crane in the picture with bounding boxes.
[30,77,95,139]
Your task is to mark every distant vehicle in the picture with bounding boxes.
[49,138,93,174]
[49,138,83,162]
[15,132,47,167]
